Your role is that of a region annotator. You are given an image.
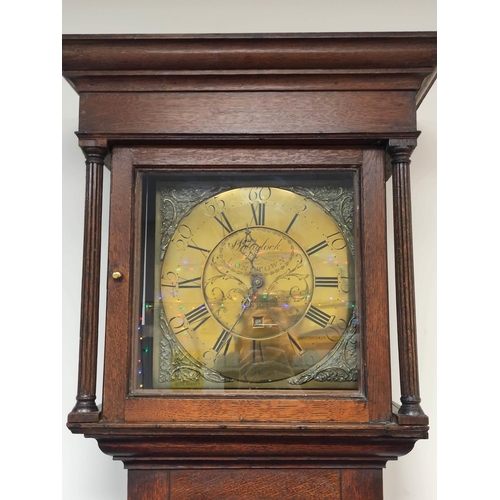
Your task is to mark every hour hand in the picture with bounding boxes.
[239,225,260,263]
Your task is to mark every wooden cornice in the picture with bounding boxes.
[62,32,437,104]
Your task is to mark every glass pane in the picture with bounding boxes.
[135,171,359,391]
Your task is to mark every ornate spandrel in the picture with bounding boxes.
[159,186,227,260]
[288,311,358,385]
[290,185,355,256]
[158,309,234,385]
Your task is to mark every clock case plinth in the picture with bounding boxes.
[63,32,436,500]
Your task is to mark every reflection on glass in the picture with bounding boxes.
[135,173,358,391]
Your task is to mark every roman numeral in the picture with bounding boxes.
[185,304,210,331]
[162,276,201,289]
[251,203,266,225]
[314,276,339,288]
[187,243,211,255]
[306,240,329,255]
[285,213,299,234]
[213,329,232,355]
[178,276,201,289]
[252,340,264,363]
[214,212,234,233]
[287,333,306,355]
[306,232,346,255]
[305,305,332,329]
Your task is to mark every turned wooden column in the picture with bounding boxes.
[388,138,428,423]
[69,141,108,420]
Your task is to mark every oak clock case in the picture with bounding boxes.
[63,32,436,500]
[136,172,358,391]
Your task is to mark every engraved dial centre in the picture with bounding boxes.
[202,227,314,340]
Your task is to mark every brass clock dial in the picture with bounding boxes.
[157,184,356,387]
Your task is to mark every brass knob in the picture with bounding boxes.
[112,271,123,280]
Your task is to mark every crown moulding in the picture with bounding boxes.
[62,32,437,105]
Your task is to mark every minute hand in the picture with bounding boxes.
[214,290,253,357]
[220,290,253,350]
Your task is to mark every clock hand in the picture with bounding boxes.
[214,290,254,355]
[239,225,265,293]
[239,225,261,270]
[250,274,264,294]
[230,291,253,331]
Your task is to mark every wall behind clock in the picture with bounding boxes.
[61,1,437,499]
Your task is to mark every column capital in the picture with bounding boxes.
[387,138,417,164]
[78,138,109,164]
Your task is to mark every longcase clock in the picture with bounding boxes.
[63,32,436,500]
